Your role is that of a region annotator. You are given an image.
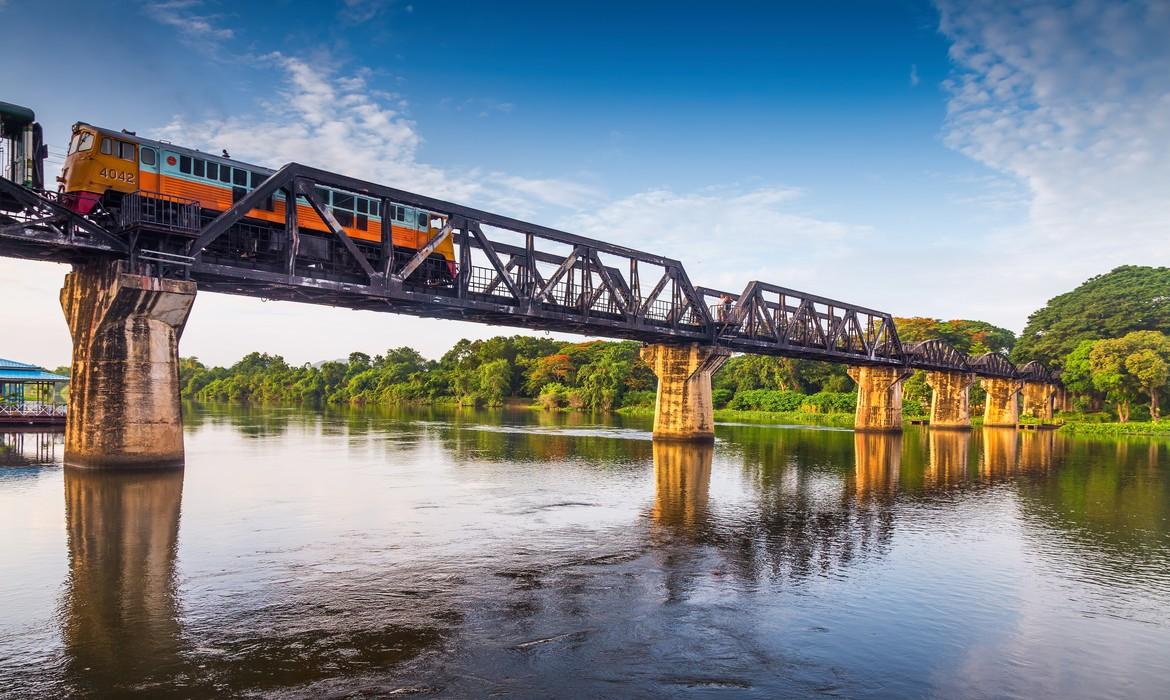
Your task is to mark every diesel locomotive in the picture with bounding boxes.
[56,121,456,282]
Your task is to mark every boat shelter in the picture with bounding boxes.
[0,358,68,425]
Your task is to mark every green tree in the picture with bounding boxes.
[1014,266,1170,367]
[477,358,512,405]
[1089,331,1170,422]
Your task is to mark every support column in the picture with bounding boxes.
[61,260,196,469]
[1021,381,1058,422]
[982,377,1023,427]
[640,343,729,442]
[924,370,976,429]
[847,366,911,432]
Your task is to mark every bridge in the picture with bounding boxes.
[0,106,1061,469]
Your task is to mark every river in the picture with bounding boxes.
[1,405,1169,698]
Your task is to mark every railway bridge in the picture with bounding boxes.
[0,110,1060,469]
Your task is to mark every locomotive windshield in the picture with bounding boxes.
[67,131,93,154]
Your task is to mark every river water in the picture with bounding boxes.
[1,406,1169,699]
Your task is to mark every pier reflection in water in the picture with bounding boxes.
[62,469,184,695]
[1,406,1169,698]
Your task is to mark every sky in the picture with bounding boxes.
[1,0,1168,368]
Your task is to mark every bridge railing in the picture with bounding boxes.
[118,191,201,235]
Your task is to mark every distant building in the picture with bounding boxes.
[0,358,68,425]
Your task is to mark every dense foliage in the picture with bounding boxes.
[1013,266,1170,367]
[181,336,657,411]
[894,317,1015,354]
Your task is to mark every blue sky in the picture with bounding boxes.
[2,0,1168,366]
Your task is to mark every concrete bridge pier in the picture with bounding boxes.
[640,343,729,442]
[982,377,1023,427]
[925,370,976,429]
[848,366,912,432]
[61,260,197,470]
[1022,381,1058,421]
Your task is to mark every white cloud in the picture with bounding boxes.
[910,63,920,87]
[144,1,234,42]
[155,55,598,218]
[936,0,1170,268]
[562,187,872,294]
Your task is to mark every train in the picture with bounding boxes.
[57,121,457,282]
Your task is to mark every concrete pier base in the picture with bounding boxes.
[982,377,1023,427]
[640,343,729,442]
[1022,381,1058,421]
[925,370,976,429]
[61,260,196,469]
[847,366,912,432]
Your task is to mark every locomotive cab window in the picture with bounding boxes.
[193,159,205,177]
[140,147,157,166]
[218,164,230,184]
[119,142,135,161]
[418,211,429,229]
[101,138,114,155]
[206,161,218,181]
[179,155,192,174]
[69,131,94,153]
[233,168,247,187]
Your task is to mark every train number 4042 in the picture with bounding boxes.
[99,168,135,184]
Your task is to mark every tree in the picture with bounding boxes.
[1125,349,1168,422]
[1060,339,1103,411]
[894,317,1016,354]
[1089,331,1170,422]
[477,359,512,405]
[1014,266,1170,367]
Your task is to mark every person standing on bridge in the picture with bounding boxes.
[719,293,733,323]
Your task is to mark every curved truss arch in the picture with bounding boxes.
[1017,360,1056,382]
[970,352,1017,379]
[904,339,971,372]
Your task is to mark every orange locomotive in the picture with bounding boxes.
[58,122,456,280]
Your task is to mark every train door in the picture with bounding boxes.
[139,144,160,193]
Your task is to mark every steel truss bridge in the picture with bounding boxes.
[0,165,1056,383]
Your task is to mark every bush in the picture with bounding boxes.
[801,391,856,414]
[712,387,733,408]
[729,389,805,412]
[621,389,656,408]
[537,383,570,410]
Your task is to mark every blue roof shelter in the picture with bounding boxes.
[0,358,68,425]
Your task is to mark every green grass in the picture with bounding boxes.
[1057,421,1170,437]
[713,409,855,428]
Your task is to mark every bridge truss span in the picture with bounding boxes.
[173,162,912,366]
[1,162,1061,383]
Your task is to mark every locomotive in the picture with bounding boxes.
[56,121,456,282]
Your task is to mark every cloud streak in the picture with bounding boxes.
[938,0,1170,256]
[154,54,599,218]
[144,0,234,42]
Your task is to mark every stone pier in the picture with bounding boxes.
[640,343,729,442]
[982,378,1023,427]
[1022,381,1058,421]
[847,366,912,432]
[924,370,976,429]
[61,260,196,469]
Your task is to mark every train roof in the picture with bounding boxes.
[75,121,274,175]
